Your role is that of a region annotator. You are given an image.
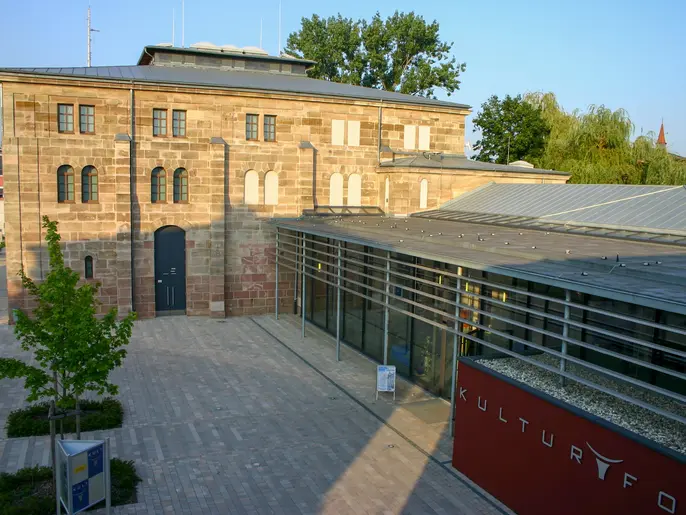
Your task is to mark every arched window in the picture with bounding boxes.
[84,255,94,279]
[173,168,188,203]
[329,172,343,205]
[244,170,259,205]
[264,171,279,205]
[347,174,361,206]
[419,178,428,209]
[57,165,74,203]
[81,166,98,203]
[151,167,167,203]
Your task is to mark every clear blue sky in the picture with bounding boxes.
[1,0,685,155]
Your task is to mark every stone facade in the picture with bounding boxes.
[0,53,566,320]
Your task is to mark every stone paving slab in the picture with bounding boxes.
[0,314,511,514]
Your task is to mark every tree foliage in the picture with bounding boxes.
[525,92,686,185]
[286,11,466,98]
[472,94,549,164]
[0,216,136,407]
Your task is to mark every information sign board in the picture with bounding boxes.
[56,439,111,514]
[376,365,397,400]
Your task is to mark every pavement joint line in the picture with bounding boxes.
[249,316,510,515]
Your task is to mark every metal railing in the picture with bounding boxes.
[275,228,686,426]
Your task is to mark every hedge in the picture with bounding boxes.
[6,398,123,438]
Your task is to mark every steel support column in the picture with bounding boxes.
[301,233,306,338]
[383,251,391,365]
[336,241,342,361]
[560,289,571,385]
[450,269,463,438]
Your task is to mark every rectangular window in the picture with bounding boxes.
[418,126,430,150]
[58,104,74,133]
[347,120,360,146]
[153,109,167,136]
[332,119,345,145]
[264,115,276,142]
[79,105,95,134]
[404,125,417,150]
[246,114,259,140]
[172,110,186,137]
[0,188,4,199]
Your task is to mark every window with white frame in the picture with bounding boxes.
[329,173,343,205]
[347,174,362,206]
[419,178,428,209]
[244,170,259,205]
[331,120,345,146]
[404,125,416,150]
[264,171,279,205]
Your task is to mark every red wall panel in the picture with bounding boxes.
[452,360,685,515]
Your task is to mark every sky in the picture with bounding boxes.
[1,0,685,155]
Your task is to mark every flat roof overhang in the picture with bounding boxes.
[274,216,686,316]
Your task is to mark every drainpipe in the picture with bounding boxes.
[377,101,383,165]
[129,86,136,309]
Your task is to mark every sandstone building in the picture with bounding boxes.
[0,43,568,319]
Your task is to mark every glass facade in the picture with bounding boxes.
[288,230,686,404]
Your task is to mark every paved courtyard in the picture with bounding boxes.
[0,303,511,514]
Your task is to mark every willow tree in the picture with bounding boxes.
[525,92,686,185]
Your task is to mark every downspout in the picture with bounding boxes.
[129,86,136,309]
[312,147,317,208]
[377,100,383,165]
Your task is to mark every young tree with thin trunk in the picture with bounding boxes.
[0,216,135,488]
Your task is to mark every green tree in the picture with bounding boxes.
[472,94,549,164]
[0,217,135,485]
[286,11,466,98]
[524,91,686,184]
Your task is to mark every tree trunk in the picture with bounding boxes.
[49,400,56,494]
[60,382,66,439]
[76,397,81,440]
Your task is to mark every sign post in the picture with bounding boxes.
[56,439,111,515]
[376,365,396,401]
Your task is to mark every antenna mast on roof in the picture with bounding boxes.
[172,8,175,46]
[87,5,99,67]
[278,0,282,54]
[181,0,185,47]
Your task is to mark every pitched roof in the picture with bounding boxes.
[0,65,471,110]
[137,45,317,67]
[380,154,569,176]
[658,122,667,146]
[438,183,686,233]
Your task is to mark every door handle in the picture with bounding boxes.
[166,286,170,306]
[172,287,175,306]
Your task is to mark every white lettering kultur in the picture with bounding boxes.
[570,445,583,464]
[519,417,529,433]
[658,492,677,514]
[498,407,507,423]
[542,430,554,448]
[478,396,487,412]
[459,387,467,402]
[623,473,637,489]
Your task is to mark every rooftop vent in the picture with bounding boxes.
[509,160,535,168]
[190,42,220,50]
[241,46,269,56]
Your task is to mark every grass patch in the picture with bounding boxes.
[0,458,140,514]
[6,398,123,438]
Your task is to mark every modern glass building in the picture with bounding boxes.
[274,184,686,425]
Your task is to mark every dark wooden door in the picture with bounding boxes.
[154,226,186,315]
